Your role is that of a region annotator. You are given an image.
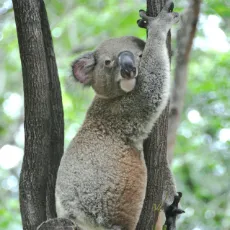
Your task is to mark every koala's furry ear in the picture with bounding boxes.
[72,52,95,86]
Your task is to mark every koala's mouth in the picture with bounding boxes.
[118,68,138,93]
[119,78,136,93]
[118,65,138,93]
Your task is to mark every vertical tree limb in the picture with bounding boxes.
[167,0,201,163]
[12,0,50,228]
[137,0,171,229]
[13,0,64,229]
[39,0,64,219]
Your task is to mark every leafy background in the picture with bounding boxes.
[0,0,229,229]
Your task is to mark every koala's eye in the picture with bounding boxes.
[105,60,111,66]
[139,54,142,58]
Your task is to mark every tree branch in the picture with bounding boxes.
[39,0,64,219]
[13,0,64,229]
[167,0,201,163]
[12,0,51,228]
[137,0,171,229]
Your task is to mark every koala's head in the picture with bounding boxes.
[72,36,145,98]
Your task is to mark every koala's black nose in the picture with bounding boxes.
[118,51,137,79]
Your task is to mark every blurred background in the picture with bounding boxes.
[0,0,229,229]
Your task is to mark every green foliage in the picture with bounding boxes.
[0,0,230,229]
[174,49,230,229]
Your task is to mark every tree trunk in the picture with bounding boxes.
[39,0,64,219]
[12,0,64,229]
[137,0,172,229]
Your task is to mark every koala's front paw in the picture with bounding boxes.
[159,1,180,25]
[137,1,179,30]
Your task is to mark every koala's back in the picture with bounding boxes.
[56,119,147,230]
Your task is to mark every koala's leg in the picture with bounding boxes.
[164,192,185,230]
[162,163,185,230]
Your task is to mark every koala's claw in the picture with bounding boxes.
[137,10,151,29]
[164,192,185,230]
[139,9,148,20]
[165,1,174,13]
[137,19,147,29]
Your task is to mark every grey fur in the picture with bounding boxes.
[56,2,179,230]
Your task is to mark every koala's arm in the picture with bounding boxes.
[119,4,179,127]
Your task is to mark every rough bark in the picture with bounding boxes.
[39,0,64,219]
[167,0,201,163]
[12,0,64,229]
[136,0,171,229]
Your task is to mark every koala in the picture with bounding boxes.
[56,2,181,230]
